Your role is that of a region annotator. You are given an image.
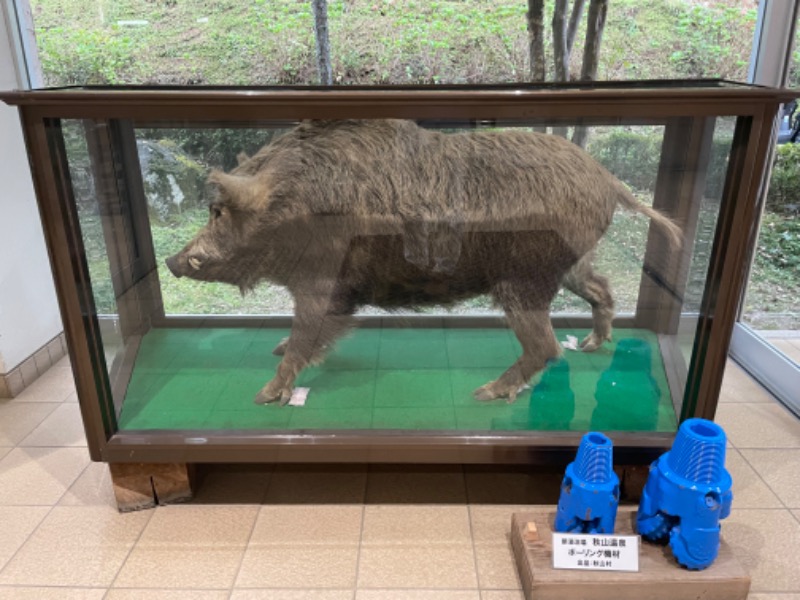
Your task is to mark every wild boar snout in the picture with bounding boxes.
[166,248,211,279]
[165,254,183,278]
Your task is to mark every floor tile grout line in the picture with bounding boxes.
[223,464,278,593]
[352,585,493,591]
[227,499,263,593]
[0,503,55,580]
[715,397,800,450]
[101,585,233,591]
[10,372,76,400]
[0,428,91,580]
[14,392,85,444]
[2,392,75,404]
[355,474,486,591]
[13,444,89,449]
[736,447,792,511]
[0,584,109,590]
[0,401,61,447]
[352,463,370,593]
[466,500,484,590]
[720,399,800,450]
[105,501,156,592]
[352,499,368,600]
[52,454,94,507]
[17,384,77,402]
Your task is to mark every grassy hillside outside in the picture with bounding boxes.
[30,0,759,86]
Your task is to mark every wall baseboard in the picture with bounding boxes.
[0,332,67,398]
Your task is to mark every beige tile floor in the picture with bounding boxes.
[1,356,799,599]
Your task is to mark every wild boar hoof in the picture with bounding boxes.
[253,389,278,405]
[579,332,608,352]
[272,337,289,356]
[473,380,523,403]
[254,380,293,406]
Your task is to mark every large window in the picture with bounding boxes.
[740,16,800,364]
[724,3,800,416]
[26,0,758,87]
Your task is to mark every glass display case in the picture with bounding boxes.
[1,80,790,465]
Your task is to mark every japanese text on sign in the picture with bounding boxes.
[552,533,640,572]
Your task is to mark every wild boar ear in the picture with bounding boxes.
[236,152,249,166]
[208,169,265,211]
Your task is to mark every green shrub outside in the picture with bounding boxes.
[757,212,800,272]
[37,26,137,85]
[667,4,754,79]
[144,128,284,172]
[589,131,662,192]
[590,129,800,218]
[588,129,733,199]
[767,144,800,215]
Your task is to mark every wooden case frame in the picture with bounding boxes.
[1,80,792,465]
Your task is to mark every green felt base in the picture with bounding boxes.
[118,327,678,433]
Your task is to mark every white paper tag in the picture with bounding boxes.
[288,387,310,407]
[560,334,580,351]
[552,533,640,572]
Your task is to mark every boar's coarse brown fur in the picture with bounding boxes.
[166,119,681,405]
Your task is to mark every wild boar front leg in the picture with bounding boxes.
[474,282,561,402]
[255,293,355,406]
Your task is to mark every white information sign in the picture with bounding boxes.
[552,533,640,572]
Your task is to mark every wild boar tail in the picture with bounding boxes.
[615,182,683,250]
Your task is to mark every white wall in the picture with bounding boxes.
[0,10,61,373]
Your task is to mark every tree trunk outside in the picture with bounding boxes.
[552,0,569,137]
[573,0,608,147]
[566,0,586,56]
[527,0,547,132]
[579,0,608,81]
[553,0,569,81]
[312,0,333,85]
[527,0,546,81]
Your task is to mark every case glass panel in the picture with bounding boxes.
[62,116,734,434]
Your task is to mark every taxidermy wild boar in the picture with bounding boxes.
[166,120,680,405]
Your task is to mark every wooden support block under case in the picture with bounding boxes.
[510,507,750,600]
[110,463,194,512]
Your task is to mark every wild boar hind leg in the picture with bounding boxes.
[561,252,614,352]
[474,282,562,403]
[255,295,355,406]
